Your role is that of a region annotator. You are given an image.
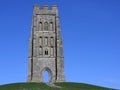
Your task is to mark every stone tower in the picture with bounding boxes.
[28,5,65,82]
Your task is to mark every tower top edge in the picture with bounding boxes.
[34,4,58,10]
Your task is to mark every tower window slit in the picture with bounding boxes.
[44,37,48,45]
[45,50,48,55]
[50,22,53,31]
[44,22,48,30]
[39,37,42,45]
[39,22,43,31]
[51,46,54,56]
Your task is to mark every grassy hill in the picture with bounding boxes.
[0,82,116,90]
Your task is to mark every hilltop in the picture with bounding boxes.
[0,82,116,90]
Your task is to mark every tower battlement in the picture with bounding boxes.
[34,5,58,15]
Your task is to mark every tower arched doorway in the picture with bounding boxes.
[42,68,52,83]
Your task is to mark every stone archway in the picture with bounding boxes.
[42,67,52,83]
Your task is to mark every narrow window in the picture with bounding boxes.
[39,37,42,46]
[44,37,48,46]
[50,46,54,56]
[44,22,48,30]
[45,49,48,55]
[50,22,53,31]
[39,22,43,31]
[46,51,48,55]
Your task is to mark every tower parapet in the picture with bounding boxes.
[34,5,58,16]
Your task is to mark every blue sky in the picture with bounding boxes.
[0,0,120,89]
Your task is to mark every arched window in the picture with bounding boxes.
[50,46,54,56]
[44,22,48,30]
[39,22,43,31]
[50,22,53,31]
[45,49,48,55]
[44,37,48,46]
[39,37,42,46]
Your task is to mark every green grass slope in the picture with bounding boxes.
[0,82,116,90]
